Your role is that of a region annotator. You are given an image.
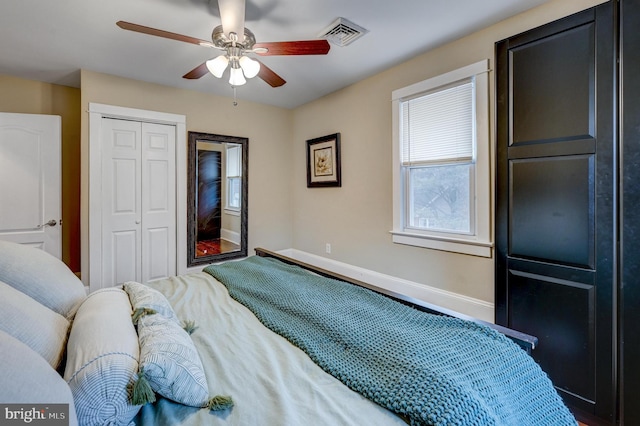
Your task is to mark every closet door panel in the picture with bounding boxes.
[112,230,138,285]
[146,227,170,281]
[141,122,176,283]
[101,119,142,285]
[100,119,176,286]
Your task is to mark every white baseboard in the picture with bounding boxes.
[221,228,240,245]
[277,248,495,323]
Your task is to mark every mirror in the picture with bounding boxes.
[187,131,248,266]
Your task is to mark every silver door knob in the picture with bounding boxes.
[38,219,57,228]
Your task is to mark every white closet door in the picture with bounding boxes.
[100,119,176,286]
[101,118,142,285]
[141,122,176,282]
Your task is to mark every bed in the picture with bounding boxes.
[0,240,577,426]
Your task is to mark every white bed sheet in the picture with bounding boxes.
[136,272,407,426]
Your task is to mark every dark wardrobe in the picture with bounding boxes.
[495,1,638,424]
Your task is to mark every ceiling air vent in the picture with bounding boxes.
[319,18,369,47]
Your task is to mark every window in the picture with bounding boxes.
[225,144,241,212]
[391,60,491,257]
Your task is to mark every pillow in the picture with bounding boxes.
[123,281,179,324]
[136,313,210,407]
[0,280,69,369]
[0,330,78,426]
[64,288,141,426]
[0,240,86,319]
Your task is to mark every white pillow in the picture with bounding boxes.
[64,288,141,426]
[0,280,69,369]
[123,281,179,323]
[0,240,86,319]
[0,330,78,426]
[137,313,210,407]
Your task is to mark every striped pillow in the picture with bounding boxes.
[64,288,141,425]
[137,313,210,407]
[123,281,179,324]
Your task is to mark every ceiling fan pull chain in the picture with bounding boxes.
[233,86,238,107]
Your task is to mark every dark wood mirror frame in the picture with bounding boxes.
[187,131,248,267]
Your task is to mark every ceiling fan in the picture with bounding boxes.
[116,0,330,88]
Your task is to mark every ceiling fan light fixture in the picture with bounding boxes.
[206,55,229,78]
[229,65,247,86]
[239,56,260,79]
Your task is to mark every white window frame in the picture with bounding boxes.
[225,144,242,214]
[391,59,492,257]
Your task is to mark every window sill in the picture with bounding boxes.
[224,208,241,216]
[390,230,493,258]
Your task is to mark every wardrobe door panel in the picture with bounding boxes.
[496,3,614,424]
[511,23,595,144]
[621,0,640,423]
[509,155,594,267]
[508,269,595,401]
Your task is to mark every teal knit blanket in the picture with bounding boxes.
[204,257,576,426]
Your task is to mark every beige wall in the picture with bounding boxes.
[79,70,294,277]
[0,0,607,304]
[290,0,606,303]
[0,75,81,272]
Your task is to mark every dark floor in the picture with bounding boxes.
[196,239,240,256]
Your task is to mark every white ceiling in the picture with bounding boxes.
[0,0,550,109]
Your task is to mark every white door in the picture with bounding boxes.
[100,118,176,286]
[0,113,61,258]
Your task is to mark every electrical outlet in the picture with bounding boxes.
[325,243,331,254]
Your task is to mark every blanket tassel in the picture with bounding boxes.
[207,395,234,411]
[130,368,157,405]
[132,308,157,324]
[183,319,199,335]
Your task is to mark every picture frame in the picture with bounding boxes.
[306,133,341,188]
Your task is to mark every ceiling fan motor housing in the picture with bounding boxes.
[212,25,256,50]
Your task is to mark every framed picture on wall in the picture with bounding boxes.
[306,133,341,188]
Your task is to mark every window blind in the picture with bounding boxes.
[401,79,474,166]
[226,145,241,176]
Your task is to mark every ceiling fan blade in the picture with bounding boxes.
[253,40,330,56]
[183,62,210,79]
[117,21,214,48]
[256,60,286,87]
[218,0,245,40]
